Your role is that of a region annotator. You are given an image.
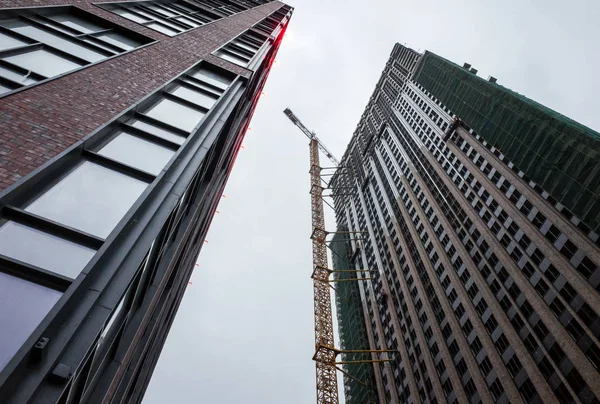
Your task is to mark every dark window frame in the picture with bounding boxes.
[0,5,154,98]
[0,60,241,387]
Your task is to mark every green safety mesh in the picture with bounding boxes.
[330,232,378,404]
[413,51,600,232]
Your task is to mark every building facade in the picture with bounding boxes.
[331,44,600,404]
[0,1,291,402]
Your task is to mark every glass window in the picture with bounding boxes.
[0,9,151,93]
[82,37,119,53]
[174,16,200,27]
[0,32,28,51]
[216,50,248,66]
[48,14,104,33]
[113,8,151,24]
[146,4,179,17]
[35,19,77,36]
[0,271,62,372]
[0,65,36,85]
[126,7,162,22]
[95,32,141,51]
[102,1,220,36]
[225,45,252,60]
[0,222,96,278]
[129,119,185,145]
[181,77,221,96]
[146,22,180,36]
[3,21,106,62]
[98,132,175,175]
[0,84,12,94]
[26,162,147,238]
[232,39,258,53]
[171,85,217,109]
[169,3,195,13]
[192,68,231,90]
[5,49,81,77]
[144,98,204,132]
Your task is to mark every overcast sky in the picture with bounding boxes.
[143,0,600,403]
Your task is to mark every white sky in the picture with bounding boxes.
[143,0,600,402]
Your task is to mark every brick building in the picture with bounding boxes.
[0,1,291,402]
[331,44,600,403]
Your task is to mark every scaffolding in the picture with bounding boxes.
[330,231,378,404]
[413,51,600,232]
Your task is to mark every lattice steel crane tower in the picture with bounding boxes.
[283,108,392,404]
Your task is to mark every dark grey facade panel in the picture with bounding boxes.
[0,3,292,402]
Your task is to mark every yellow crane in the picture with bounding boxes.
[283,108,394,404]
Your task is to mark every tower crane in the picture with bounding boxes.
[284,108,340,166]
[283,108,394,404]
[285,107,340,403]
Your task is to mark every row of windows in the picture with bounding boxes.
[0,0,283,96]
[456,134,600,290]
[333,68,459,401]
[406,150,543,402]
[451,137,600,374]
[101,0,222,36]
[384,102,552,402]
[0,61,235,374]
[214,7,289,67]
[365,158,461,403]
[61,125,227,401]
[404,90,572,400]
[414,98,600,378]
[466,167,600,335]
[333,60,600,403]
[102,0,277,37]
[337,76,446,402]
[404,85,453,124]
[461,118,600,251]
[393,45,419,74]
[356,151,481,403]
[215,28,266,67]
[342,196,410,401]
[361,182,434,402]
[396,83,596,402]
[0,6,152,95]
[376,132,512,403]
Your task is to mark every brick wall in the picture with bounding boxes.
[0,0,282,191]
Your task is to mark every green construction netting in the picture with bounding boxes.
[330,232,378,404]
[413,51,600,232]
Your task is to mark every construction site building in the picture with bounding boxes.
[331,43,600,403]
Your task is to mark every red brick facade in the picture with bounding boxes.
[0,0,282,191]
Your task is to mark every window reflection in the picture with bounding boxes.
[26,162,148,238]
[0,221,96,278]
[0,272,62,372]
[0,7,152,94]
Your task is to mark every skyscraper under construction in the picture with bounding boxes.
[331,43,600,403]
[0,1,291,402]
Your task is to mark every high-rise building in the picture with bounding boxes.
[331,43,600,404]
[0,1,291,402]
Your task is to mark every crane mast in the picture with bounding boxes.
[284,108,394,404]
[309,138,339,404]
[284,108,339,404]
